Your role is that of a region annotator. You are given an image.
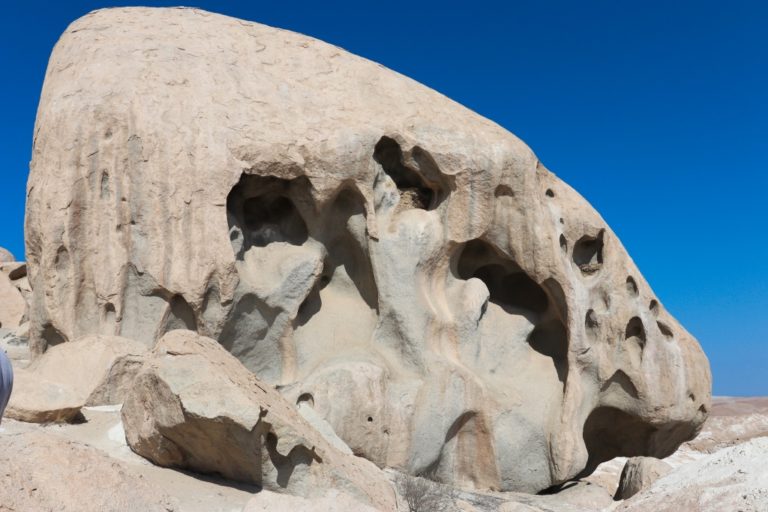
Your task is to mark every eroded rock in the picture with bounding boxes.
[121,330,397,509]
[26,7,711,492]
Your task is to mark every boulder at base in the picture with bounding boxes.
[615,456,672,500]
[121,330,396,510]
[6,335,146,423]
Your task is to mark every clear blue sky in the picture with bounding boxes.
[2,1,766,395]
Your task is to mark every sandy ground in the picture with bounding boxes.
[0,406,256,512]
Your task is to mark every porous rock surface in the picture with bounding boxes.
[121,330,397,510]
[26,7,711,492]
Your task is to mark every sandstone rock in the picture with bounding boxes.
[26,6,710,492]
[0,247,14,263]
[121,330,397,510]
[618,437,768,511]
[0,272,25,329]
[615,456,672,500]
[6,335,147,422]
[0,429,179,511]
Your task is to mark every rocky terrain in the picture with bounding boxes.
[0,6,764,512]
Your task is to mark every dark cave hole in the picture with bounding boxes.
[227,175,309,257]
[373,136,444,210]
[455,239,568,384]
[572,230,604,275]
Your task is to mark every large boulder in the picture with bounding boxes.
[26,7,711,492]
[6,335,146,422]
[121,330,397,510]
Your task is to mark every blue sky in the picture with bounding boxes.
[2,1,766,395]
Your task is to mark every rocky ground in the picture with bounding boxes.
[1,331,765,512]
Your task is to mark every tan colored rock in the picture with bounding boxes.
[27,6,710,493]
[5,369,81,423]
[122,330,397,510]
[0,272,25,329]
[0,429,179,511]
[6,335,146,423]
[615,456,672,500]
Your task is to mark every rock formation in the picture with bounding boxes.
[25,7,711,493]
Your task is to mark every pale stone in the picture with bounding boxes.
[0,272,25,329]
[617,438,768,511]
[6,335,147,423]
[121,330,397,510]
[615,456,672,500]
[26,6,711,493]
[6,369,83,423]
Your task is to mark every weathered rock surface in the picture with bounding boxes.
[6,335,146,422]
[614,457,671,500]
[617,437,768,511]
[0,429,179,512]
[121,330,397,509]
[26,6,711,492]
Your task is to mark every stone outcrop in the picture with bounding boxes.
[6,335,146,422]
[26,7,711,492]
[121,330,397,510]
[614,456,672,500]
